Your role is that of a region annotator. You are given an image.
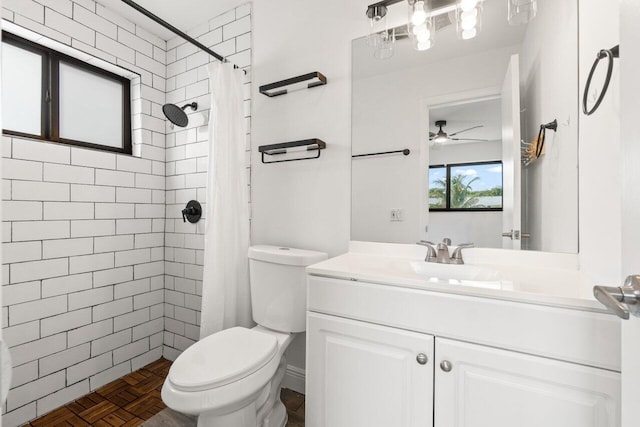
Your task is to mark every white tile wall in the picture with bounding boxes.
[1,0,168,425]
[162,4,252,359]
[1,1,252,425]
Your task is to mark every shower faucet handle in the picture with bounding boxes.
[181,200,202,224]
[181,207,193,222]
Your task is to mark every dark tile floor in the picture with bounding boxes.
[281,388,305,427]
[25,358,171,426]
[25,358,305,426]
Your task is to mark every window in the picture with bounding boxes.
[429,161,503,211]
[1,32,132,154]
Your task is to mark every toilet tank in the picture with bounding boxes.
[248,245,328,333]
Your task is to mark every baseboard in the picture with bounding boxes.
[282,365,305,394]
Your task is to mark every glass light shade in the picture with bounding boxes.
[415,40,432,51]
[413,21,434,51]
[508,0,537,25]
[433,134,447,143]
[412,23,427,35]
[409,18,434,51]
[366,5,388,47]
[456,4,482,40]
[461,28,478,40]
[408,0,434,52]
[417,29,432,43]
[460,0,479,12]
[411,1,428,26]
[374,29,395,60]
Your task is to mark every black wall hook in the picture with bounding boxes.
[534,119,558,159]
[541,119,557,132]
[182,200,202,223]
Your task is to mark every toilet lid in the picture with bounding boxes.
[168,327,278,392]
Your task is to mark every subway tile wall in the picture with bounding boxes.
[1,1,252,426]
[0,0,168,425]
[162,4,252,361]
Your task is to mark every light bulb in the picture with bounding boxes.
[460,9,477,20]
[462,28,477,39]
[411,1,428,26]
[417,29,431,42]
[416,40,432,51]
[461,17,476,30]
[412,23,427,35]
[460,0,478,12]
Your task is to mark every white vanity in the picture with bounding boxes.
[305,242,620,427]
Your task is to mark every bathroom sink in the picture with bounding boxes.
[409,261,504,283]
[307,243,597,309]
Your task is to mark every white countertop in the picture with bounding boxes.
[306,241,608,313]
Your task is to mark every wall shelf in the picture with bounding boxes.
[259,139,326,164]
[259,72,327,97]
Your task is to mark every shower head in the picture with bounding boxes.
[162,102,198,127]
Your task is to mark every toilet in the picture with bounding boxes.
[161,245,328,427]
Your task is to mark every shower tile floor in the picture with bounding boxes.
[24,358,306,426]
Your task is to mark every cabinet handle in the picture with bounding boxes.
[440,360,452,372]
[416,353,428,365]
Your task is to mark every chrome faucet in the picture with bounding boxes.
[416,240,437,262]
[450,243,474,265]
[436,241,451,264]
[418,238,474,264]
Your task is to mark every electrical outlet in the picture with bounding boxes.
[390,209,404,221]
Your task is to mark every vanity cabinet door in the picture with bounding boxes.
[306,312,434,427]
[434,338,620,427]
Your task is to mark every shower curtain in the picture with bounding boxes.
[199,62,252,339]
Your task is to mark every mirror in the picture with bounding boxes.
[351,0,578,253]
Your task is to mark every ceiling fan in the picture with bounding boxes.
[429,120,488,144]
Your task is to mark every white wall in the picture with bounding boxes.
[519,0,579,253]
[578,1,620,285]
[251,1,362,259]
[251,0,368,383]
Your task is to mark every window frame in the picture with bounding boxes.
[2,32,132,155]
[429,160,504,212]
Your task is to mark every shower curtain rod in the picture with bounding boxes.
[119,0,240,69]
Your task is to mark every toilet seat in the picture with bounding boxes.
[168,327,278,392]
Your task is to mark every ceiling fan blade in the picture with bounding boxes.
[429,132,436,137]
[449,125,484,137]
[450,137,489,142]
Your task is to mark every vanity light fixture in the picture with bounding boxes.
[375,28,397,59]
[366,4,389,47]
[365,0,491,58]
[455,1,482,40]
[408,0,435,50]
[366,3,400,58]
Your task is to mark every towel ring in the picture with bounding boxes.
[582,45,619,116]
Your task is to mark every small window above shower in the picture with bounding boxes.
[1,31,134,155]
